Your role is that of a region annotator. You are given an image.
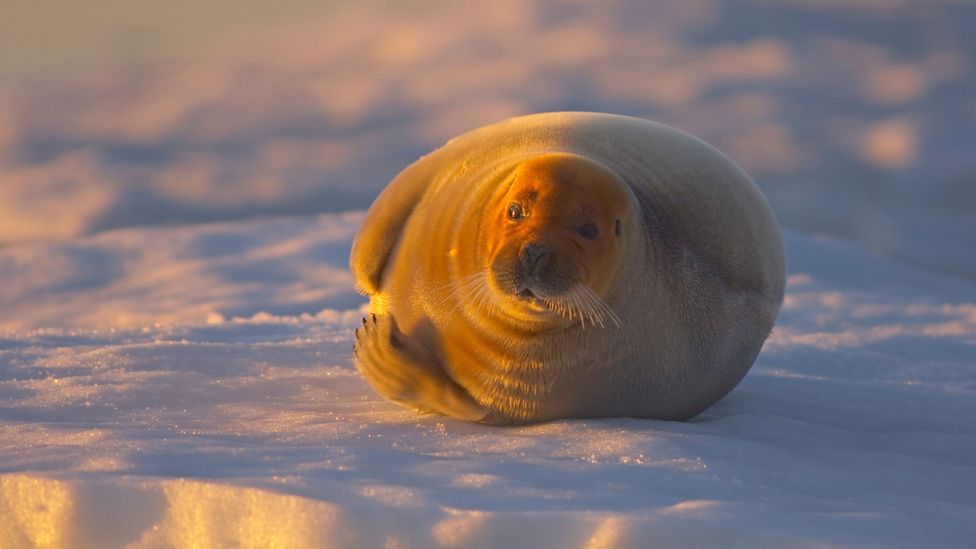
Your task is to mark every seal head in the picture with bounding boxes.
[483,153,630,328]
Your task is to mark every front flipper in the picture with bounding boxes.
[354,314,489,422]
[350,151,449,296]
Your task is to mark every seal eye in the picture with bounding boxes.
[578,222,599,240]
[507,203,524,221]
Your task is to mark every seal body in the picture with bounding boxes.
[351,112,785,424]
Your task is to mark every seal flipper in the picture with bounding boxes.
[354,314,489,422]
[350,152,448,295]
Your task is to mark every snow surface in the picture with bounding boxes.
[1,214,974,547]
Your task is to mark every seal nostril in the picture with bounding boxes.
[520,243,551,274]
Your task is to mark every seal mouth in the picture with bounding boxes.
[517,286,550,310]
[516,279,622,328]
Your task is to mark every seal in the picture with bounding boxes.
[351,112,785,424]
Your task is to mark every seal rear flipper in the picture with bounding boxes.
[354,313,489,422]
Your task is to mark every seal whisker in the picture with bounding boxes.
[574,285,603,328]
[572,284,596,330]
[439,271,486,311]
[542,295,565,321]
[448,271,490,315]
[470,276,490,312]
[565,286,591,328]
[452,272,486,293]
[472,274,495,316]
[475,275,498,318]
[439,272,481,313]
[564,286,585,328]
[559,295,572,320]
[483,284,497,317]
[581,285,621,328]
[583,288,604,328]
[565,287,586,329]
[584,286,608,328]
[583,289,606,328]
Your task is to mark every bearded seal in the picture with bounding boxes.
[351,112,785,424]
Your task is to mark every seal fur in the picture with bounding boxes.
[351,112,785,424]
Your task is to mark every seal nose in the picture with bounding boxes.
[520,243,552,275]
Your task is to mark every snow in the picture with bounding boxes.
[2,0,975,546]
[1,216,974,547]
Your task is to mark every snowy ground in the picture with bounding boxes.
[2,0,975,547]
[1,214,974,547]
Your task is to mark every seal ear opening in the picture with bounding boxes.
[614,219,622,236]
